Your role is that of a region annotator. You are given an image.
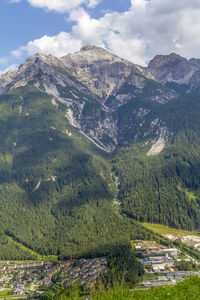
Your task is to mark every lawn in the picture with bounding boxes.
[0,289,10,295]
[141,223,200,236]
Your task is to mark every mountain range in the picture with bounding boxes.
[0,44,200,259]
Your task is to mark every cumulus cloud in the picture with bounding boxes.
[0,64,17,76]
[0,57,9,65]
[11,0,101,12]
[11,32,82,58]
[8,0,102,11]
[68,0,200,64]
[67,7,148,64]
[86,0,101,8]
[4,0,200,70]
[27,0,85,12]
[62,0,200,64]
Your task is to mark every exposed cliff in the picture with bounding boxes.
[2,45,200,153]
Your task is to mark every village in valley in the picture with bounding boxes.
[134,233,200,289]
[0,257,107,297]
[0,226,200,297]
[165,233,200,249]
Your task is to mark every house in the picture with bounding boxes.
[152,265,165,272]
[189,243,200,248]
[141,280,151,286]
[42,277,51,286]
[149,256,165,262]
[166,271,189,279]
[163,249,178,258]
[135,246,141,250]
[157,276,168,281]
[60,261,71,268]
[0,261,9,265]
[46,265,61,277]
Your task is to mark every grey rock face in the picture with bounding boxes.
[1,45,199,152]
[61,44,134,99]
[147,53,199,86]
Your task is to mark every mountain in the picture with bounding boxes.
[148,52,200,89]
[0,45,200,258]
[0,45,176,152]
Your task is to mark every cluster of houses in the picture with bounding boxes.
[165,234,200,250]
[141,271,200,288]
[0,257,108,296]
[60,257,107,287]
[146,249,177,272]
[134,241,200,288]
[42,257,107,288]
[135,244,179,273]
[0,264,44,295]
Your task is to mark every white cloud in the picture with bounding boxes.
[4,0,200,69]
[69,0,200,64]
[27,0,84,12]
[87,0,101,8]
[11,32,82,58]
[127,0,200,60]
[68,8,148,64]
[8,0,102,11]
[69,8,107,46]
[24,0,101,12]
[0,57,9,65]
[0,64,17,76]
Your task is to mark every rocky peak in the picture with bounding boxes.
[148,53,187,69]
[79,44,130,62]
[189,58,200,68]
[80,44,108,53]
[147,53,198,85]
[61,44,135,99]
[0,54,49,93]
[62,44,132,65]
[19,53,61,71]
[0,45,153,99]
[0,52,77,94]
[1,46,199,153]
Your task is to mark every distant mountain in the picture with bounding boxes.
[148,52,200,87]
[0,45,200,258]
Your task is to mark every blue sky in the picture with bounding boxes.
[0,0,130,57]
[1,0,200,74]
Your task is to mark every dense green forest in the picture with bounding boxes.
[0,86,160,259]
[1,81,200,260]
[114,90,200,230]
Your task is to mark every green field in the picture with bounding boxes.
[6,236,59,263]
[0,289,10,296]
[141,223,200,236]
[6,236,41,260]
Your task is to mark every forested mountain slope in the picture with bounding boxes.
[114,90,200,230]
[0,86,155,259]
[0,45,200,258]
